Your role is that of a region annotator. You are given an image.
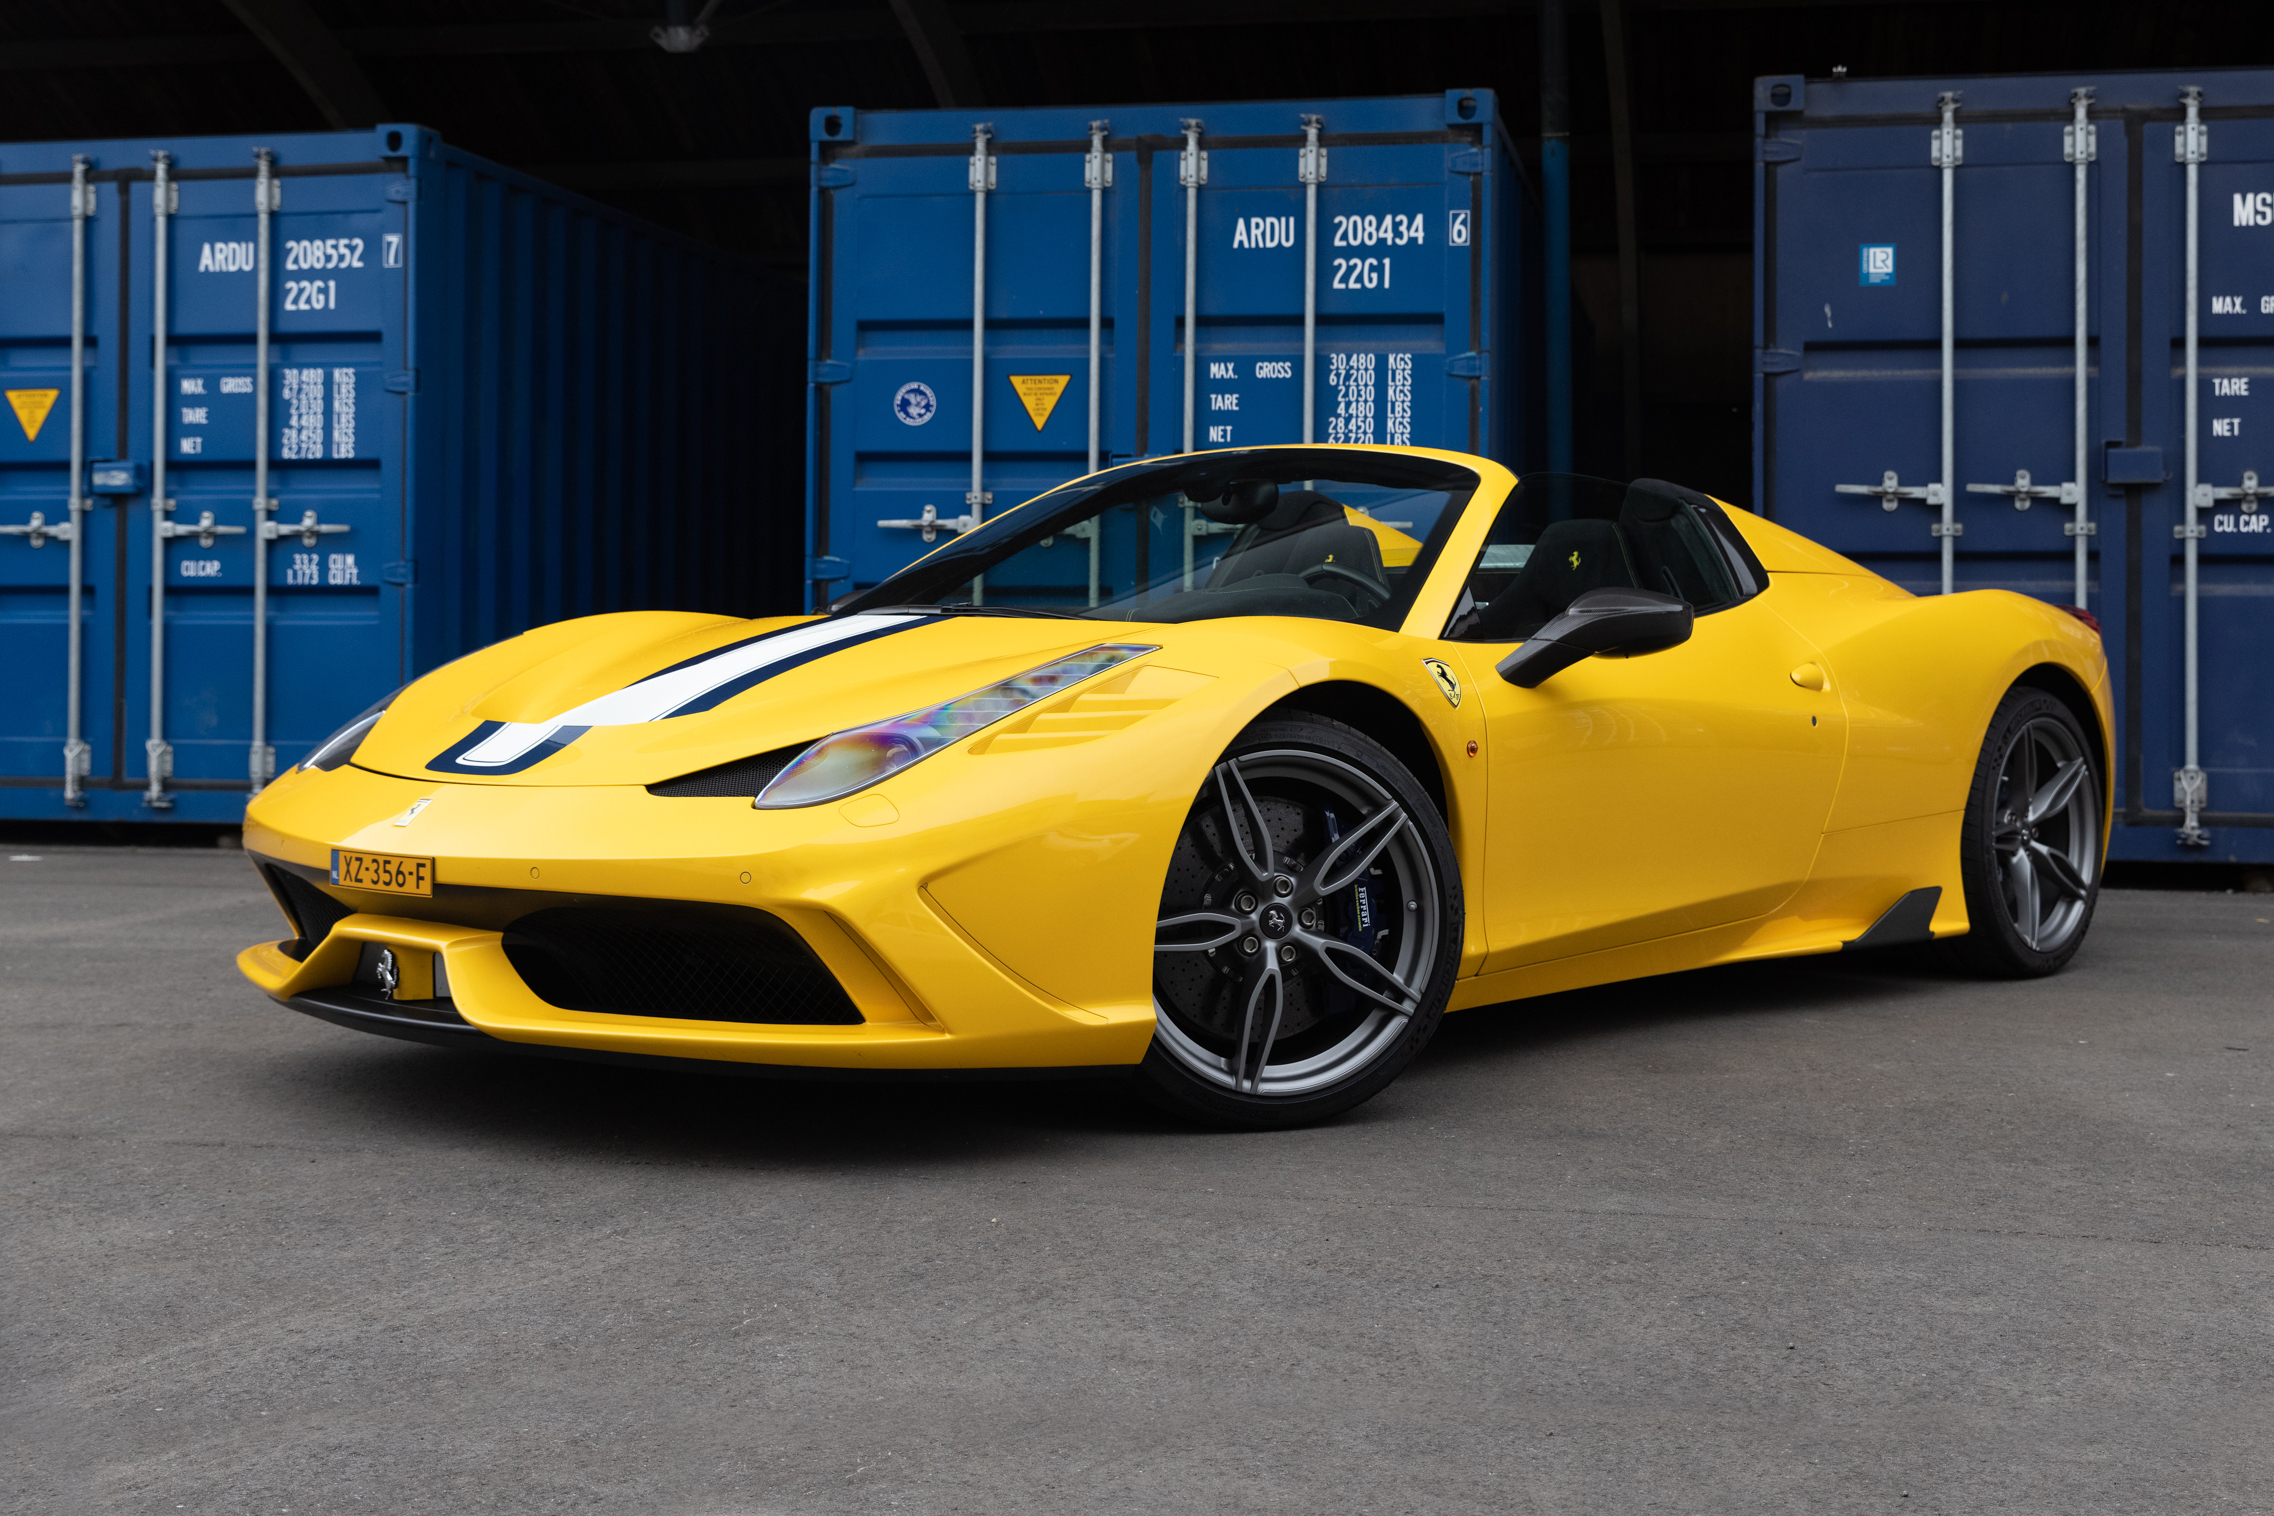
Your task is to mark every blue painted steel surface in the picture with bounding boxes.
[1755,68,2274,864]
[806,91,1529,606]
[0,125,794,823]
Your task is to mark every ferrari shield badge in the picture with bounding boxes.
[1423,658,1462,708]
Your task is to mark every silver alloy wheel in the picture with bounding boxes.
[1988,715,2097,953]
[1153,747,1443,1098]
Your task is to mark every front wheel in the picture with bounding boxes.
[1949,686,2103,977]
[1140,712,1462,1128]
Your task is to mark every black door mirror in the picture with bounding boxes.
[1495,587,1694,688]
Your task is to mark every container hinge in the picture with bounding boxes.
[1446,351,1488,379]
[1448,148,1487,174]
[1835,471,1944,512]
[809,359,853,385]
[381,561,415,585]
[385,179,419,203]
[1756,138,1802,163]
[2194,471,2266,510]
[814,164,856,189]
[1754,348,1801,374]
[0,510,74,547]
[806,554,850,582]
[1965,469,2077,511]
[878,502,977,544]
[384,370,417,394]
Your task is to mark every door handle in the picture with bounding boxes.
[1789,663,1828,691]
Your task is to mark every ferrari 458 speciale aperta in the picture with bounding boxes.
[238,446,2110,1126]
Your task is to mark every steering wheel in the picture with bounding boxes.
[1300,560,1391,612]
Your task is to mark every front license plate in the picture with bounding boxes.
[330,848,435,897]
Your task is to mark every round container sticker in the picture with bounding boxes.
[893,381,938,427]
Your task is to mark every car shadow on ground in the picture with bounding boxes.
[269,942,1970,1165]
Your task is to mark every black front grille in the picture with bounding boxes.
[646,744,810,798]
[257,860,354,959]
[502,903,862,1024]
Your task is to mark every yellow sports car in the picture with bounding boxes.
[238,445,2110,1126]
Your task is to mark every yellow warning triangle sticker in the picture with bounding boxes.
[6,389,59,443]
[1007,374,1072,432]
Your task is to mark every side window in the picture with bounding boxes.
[1444,474,1748,641]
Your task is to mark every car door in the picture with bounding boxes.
[1435,475,1848,972]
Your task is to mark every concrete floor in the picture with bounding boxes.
[2,847,2269,1515]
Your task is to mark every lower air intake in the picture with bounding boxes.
[502,903,862,1025]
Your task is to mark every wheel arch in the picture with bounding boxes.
[1259,680,1450,822]
[2012,660,2112,832]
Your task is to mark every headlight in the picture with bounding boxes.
[300,689,400,773]
[754,643,1156,809]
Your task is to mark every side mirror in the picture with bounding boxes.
[1496,587,1694,688]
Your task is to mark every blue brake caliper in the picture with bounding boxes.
[1321,807,1386,959]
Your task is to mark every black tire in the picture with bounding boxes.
[1138,712,1462,1128]
[1948,685,2103,978]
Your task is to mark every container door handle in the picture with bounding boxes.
[0,510,74,548]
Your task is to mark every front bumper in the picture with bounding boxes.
[238,760,1169,1072]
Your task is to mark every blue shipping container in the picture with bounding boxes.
[805,91,1528,606]
[0,125,798,823]
[1753,67,2274,864]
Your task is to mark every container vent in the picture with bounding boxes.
[502,904,861,1024]
[646,743,810,798]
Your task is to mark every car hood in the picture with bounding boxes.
[349,609,1187,787]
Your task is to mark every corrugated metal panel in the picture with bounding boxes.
[0,125,799,823]
[1754,67,2274,864]
[805,91,1529,606]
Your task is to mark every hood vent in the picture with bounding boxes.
[646,743,811,799]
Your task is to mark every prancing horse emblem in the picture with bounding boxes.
[1423,658,1462,708]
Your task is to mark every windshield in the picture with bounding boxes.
[836,448,1479,628]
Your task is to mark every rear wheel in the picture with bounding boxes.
[1950,687,2102,977]
[1140,713,1461,1128]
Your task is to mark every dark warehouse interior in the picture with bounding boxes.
[6,0,2262,500]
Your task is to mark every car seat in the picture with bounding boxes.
[1207,490,1385,600]
[1466,517,1640,640]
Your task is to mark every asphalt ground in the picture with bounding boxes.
[3,848,2270,1516]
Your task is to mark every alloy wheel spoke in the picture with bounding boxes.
[1306,934,1420,1017]
[1156,910,1246,953]
[1991,822,2026,856]
[2007,844,2041,950]
[2025,755,2088,827]
[1307,803,1408,898]
[1213,760,1275,882]
[2028,839,2092,903]
[1234,965,1284,1093]
[2011,728,2037,810]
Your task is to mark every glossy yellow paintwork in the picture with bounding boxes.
[238,445,2113,1070]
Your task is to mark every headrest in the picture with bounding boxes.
[1258,489,1346,534]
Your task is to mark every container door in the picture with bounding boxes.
[137,167,401,811]
[1760,110,2107,602]
[0,171,124,816]
[817,137,1107,602]
[2140,110,2274,848]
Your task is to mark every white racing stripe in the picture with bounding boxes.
[453,614,927,769]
